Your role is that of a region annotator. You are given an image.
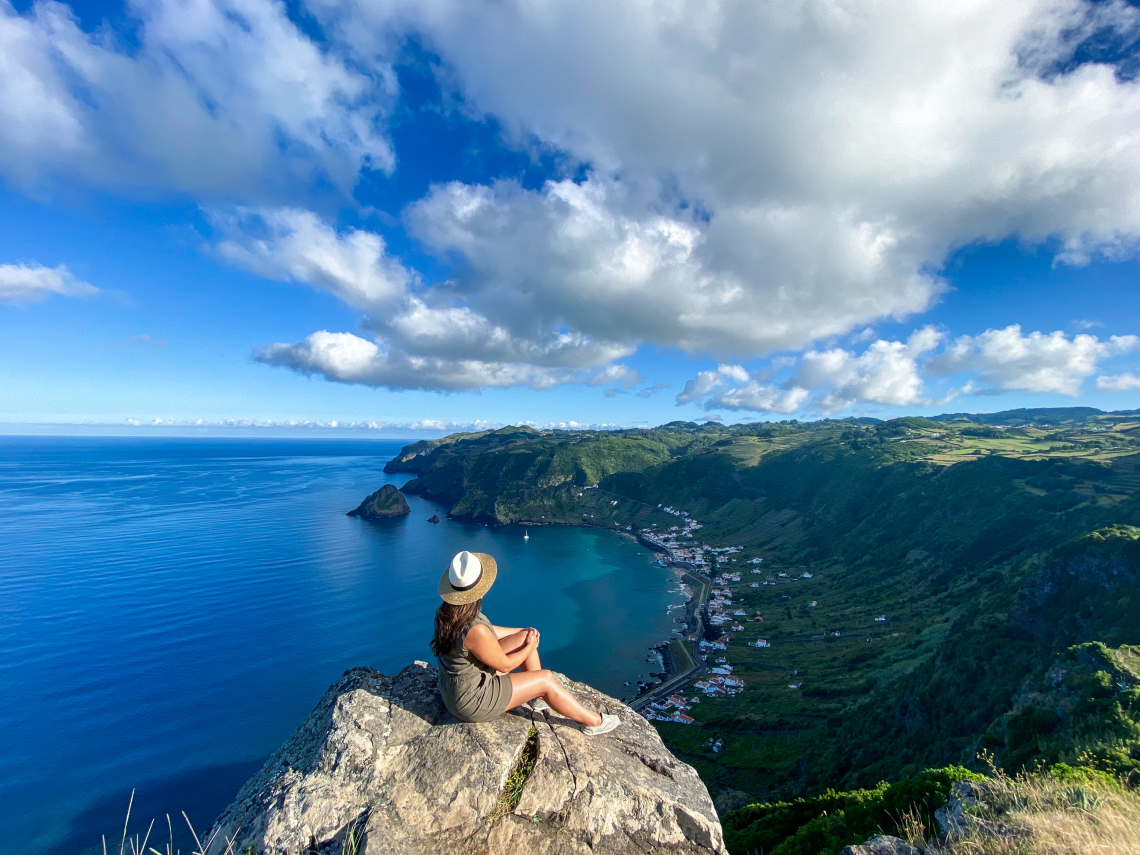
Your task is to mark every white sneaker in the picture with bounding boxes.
[530,697,550,711]
[582,713,621,736]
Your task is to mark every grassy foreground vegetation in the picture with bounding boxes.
[388,407,1140,851]
[722,761,1140,854]
[914,765,1140,855]
[721,766,982,854]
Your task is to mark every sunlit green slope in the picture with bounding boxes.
[385,410,1140,810]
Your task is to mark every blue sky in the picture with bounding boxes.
[4,0,1140,436]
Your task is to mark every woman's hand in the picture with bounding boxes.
[466,623,536,672]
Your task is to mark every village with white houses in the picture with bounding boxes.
[632,503,852,728]
[635,507,756,725]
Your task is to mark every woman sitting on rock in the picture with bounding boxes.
[431,550,620,735]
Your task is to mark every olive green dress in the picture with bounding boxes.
[438,611,513,722]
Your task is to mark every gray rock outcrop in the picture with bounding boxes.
[934,780,983,839]
[841,835,925,855]
[205,662,726,855]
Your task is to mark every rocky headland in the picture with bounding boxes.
[205,662,727,855]
[347,485,410,520]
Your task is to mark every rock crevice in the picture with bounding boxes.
[206,662,726,855]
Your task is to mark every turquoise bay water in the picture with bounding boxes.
[0,438,685,854]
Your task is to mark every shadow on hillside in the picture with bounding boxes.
[52,759,264,855]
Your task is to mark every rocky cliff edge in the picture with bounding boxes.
[206,662,727,855]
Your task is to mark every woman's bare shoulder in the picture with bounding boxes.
[463,621,495,649]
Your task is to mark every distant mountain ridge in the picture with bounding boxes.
[931,406,1140,425]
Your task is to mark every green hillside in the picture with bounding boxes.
[387,409,1140,831]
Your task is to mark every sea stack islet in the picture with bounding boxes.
[347,484,411,519]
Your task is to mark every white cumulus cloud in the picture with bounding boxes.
[212,208,412,310]
[307,0,1140,367]
[1096,373,1140,392]
[929,325,1140,395]
[253,329,639,392]
[707,383,811,415]
[406,178,936,357]
[679,325,1138,413]
[12,0,1140,398]
[676,364,750,405]
[0,0,393,199]
[219,208,642,391]
[688,328,942,414]
[794,327,944,412]
[0,262,98,303]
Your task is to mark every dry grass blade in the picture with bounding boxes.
[120,790,136,855]
[102,791,242,855]
[130,817,155,855]
[929,770,1140,855]
[196,818,241,855]
[897,809,928,846]
[182,810,217,855]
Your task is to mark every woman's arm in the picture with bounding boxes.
[465,624,537,672]
[489,623,523,639]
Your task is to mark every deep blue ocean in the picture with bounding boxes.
[0,437,685,854]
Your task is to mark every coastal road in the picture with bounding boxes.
[631,659,708,713]
[631,570,711,712]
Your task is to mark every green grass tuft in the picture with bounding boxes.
[490,727,539,822]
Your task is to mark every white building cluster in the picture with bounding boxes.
[694,659,745,697]
[641,505,826,721]
[638,509,758,716]
[641,512,743,575]
[693,571,754,701]
[643,692,698,724]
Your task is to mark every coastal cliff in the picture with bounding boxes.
[392,426,688,525]
[347,485,410,520]
[206,662,727,855]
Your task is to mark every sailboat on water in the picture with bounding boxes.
[524,529,529,541]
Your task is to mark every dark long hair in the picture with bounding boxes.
[430,598,482,657]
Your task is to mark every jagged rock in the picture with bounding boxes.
[841,835,924,855]
[205,662,726,855]
[935,780,983,838]
[347,485,410,519]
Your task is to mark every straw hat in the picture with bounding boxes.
[439,550,498,604]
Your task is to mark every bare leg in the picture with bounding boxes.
[497,631,542,672]
[506,670,603,727]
